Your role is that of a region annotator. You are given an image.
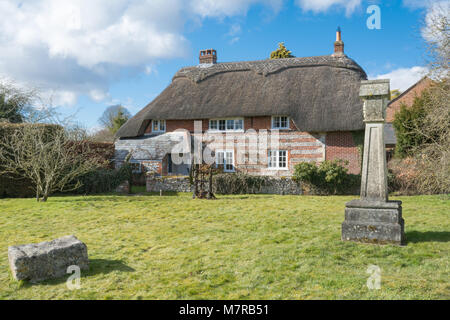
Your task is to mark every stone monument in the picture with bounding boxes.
[342,79,405,245]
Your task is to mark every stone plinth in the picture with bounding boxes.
[342,199,405,245]
[8,235,89,282]
[342,79,406,245]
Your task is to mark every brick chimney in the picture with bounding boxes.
[333,27,345,56]
[199,49,217,64]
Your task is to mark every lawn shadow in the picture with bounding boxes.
[16,259,135,287]
[406,231,450,243]
[86,259,136,276]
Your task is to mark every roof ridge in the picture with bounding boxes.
[174,54,366,83]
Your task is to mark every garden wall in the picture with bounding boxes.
[146,176,303,195]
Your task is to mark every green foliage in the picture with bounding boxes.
[213,173,272,194]
[72,163,132,194]
[393,96,428,158]
[390,89,402,100]
[111,109,129,134]
[293,160,360,195]
[98,105,131,133]
[270,42,294,59]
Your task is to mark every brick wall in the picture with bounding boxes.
[386,77,433,123]
[325,132,361,174]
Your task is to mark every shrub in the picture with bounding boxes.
[388,158,421,195]
[393,97,427,158]
[213,173,272,194]
[69,163,132,195]
[293,160,360,195]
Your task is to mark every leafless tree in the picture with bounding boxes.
[410,4,450,194]
[0,124,100,201]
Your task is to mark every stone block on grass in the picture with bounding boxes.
[8,235,89,283]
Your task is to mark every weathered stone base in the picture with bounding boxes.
[342,199,406,245]
[8,235,89,282]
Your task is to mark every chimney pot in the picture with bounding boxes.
[199,49,217,64]
[333,27,344,56]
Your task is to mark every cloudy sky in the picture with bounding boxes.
[0,0,445,130]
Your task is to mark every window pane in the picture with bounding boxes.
[160,120,166,131]
[210,120,217,130]
[227,120,234,130]
[235,119,243,130]
[219,120,226,131]
[279,151,287,168]
[217,152,224,165]
[226,152,233,171]
[280,117,288,128]
[153,120,159,131]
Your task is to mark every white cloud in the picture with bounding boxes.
[402,0,442,9]
[422,1,450,42]
[0,0,281,107]
[372,66,428,91]
[191,0,284,18]
[294,0,362,16]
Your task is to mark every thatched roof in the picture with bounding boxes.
[117,55,367,138]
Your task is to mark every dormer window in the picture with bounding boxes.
[152,120,166,133]
[272,116,289,130]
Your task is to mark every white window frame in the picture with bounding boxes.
[209,118,244,132]
[152,120,166,133]
[271,116,290,130]
[216,150,235,172]
[130,160,142,173]
[268,150,288,170]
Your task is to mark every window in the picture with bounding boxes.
[216,150,235,172]
[130,161,142,173]
[271,116,289,129]
[152,120,166,132]
[209,118,244,132]
[268,150,288,169]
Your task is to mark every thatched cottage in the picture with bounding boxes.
[115,29,368,176]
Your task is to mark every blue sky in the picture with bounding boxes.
[0,0,444,130]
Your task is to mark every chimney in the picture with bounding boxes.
[333,27,345,56]
[199,49,217,64]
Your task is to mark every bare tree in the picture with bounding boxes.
[98,105,131,133]
[409,4,450,194]
[0,125,100,201]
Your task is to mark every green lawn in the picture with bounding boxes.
[0,193,448,300]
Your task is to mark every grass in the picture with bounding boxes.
[0,193,448,300]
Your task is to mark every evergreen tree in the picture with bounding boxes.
[270,42,294,59]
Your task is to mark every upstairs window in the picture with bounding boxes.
[271,116,289,129]
[152,120,166,133]
[209,118,244,132]
[268,150,288,169]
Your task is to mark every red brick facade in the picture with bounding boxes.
[140,116,361,176]
[386,77,433,123]
[325,132,361,174]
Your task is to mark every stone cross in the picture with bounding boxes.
[342,79,406,245]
